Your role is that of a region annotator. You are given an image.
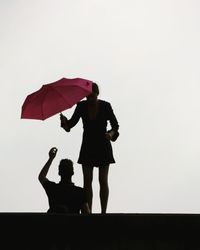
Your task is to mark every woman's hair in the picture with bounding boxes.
[92,82,99,95]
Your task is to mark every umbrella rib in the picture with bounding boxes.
[41,87,49,120]
[51,86,72,108]
[42,86,72,116]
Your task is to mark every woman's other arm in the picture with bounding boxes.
[105,102,119,141]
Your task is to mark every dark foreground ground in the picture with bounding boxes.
[1,213,200,249]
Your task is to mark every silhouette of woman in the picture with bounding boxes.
[60,82,119,213]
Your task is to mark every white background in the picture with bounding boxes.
[1,0,200,213]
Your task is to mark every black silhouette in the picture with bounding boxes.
[60,82,119,213]
[38,147,90,214]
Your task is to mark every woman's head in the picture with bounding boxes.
[87,82,99,103]
[92,82,99,95]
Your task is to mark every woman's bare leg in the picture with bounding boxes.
[82,165,94,213]
[99,165,109,214]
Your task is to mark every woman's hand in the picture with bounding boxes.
[105,130,115,140]
[60,113,67,127]
[60,113,71,132]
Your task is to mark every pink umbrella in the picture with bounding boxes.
[21,77,93,120]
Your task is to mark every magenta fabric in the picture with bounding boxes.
[21,78,93,120]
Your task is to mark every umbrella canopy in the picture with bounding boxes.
[21,77,93,120]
